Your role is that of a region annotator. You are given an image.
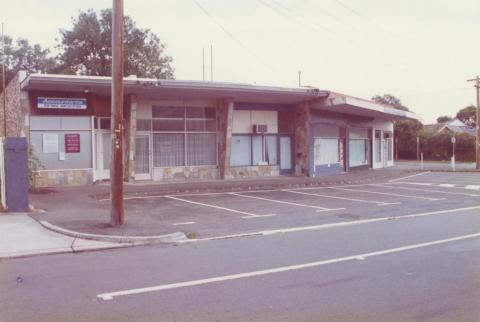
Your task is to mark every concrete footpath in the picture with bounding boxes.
[0,214,126,259]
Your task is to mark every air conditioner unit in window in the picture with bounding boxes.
[253,124,268,133]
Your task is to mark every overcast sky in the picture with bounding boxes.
[1,0,479,123]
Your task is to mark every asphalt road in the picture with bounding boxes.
[1,172,480,321]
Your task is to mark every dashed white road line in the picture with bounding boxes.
[327,187,443,201]
[97,231,480,300]
[439,184,456,188]
[284,189,400,206]
[172,222,195,226]
[228,193,344,212]
[164,196,276,219]
[388,171,430,182]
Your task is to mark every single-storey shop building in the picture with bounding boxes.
[0,72,418,187]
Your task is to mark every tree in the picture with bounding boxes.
[456,105,476,127]
[0,36,56,93]
[372,94,422,159]
[436,115,452,123]
[371,94,409,111]
[56,8,174,79]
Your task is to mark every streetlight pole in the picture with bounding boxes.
[467,76,480,170]
[110,0,125,226]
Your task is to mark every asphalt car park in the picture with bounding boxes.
[116,171,480,238]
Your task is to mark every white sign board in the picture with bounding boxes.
[43,133,59,153]
[37,97,87,110]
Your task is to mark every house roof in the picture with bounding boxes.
[424,118,476,136]
[310,91,421,121]
[21,74,328,105]
[20,73,420,121]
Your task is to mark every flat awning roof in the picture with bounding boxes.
[21,74,329,104]
[311,93,421,121]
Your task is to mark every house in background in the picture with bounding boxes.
[0,72,419,187]
[423,119,476,137]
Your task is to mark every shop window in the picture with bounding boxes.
[265,135,278,165]
[152,106,184,118]
[186,107,216,119]
[153,133,185,167]
[136,119,151,131]
[146,105,216,167]
[152,119,185,131]
[349,127,370,167]
[186,119,216,132]
[349,139,370,167]
[187,133,216,166]
[231,134,278,166]
[384,132,393,161]
[315,138,340,166]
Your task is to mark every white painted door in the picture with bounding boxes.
[279,136,292,173]
[95,131,111,180]
[135,134,151,180]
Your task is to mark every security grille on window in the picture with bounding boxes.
[137,106,217,167]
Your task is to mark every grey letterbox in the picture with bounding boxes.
[4,138,29,212]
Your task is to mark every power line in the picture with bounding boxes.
[331,0,370,21]
[191,0,280,77]
[258,0,414,73]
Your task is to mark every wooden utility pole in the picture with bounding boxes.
[110,0,125,226]
[467,76,480,170]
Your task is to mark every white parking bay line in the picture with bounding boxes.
[229,193,344,212]
[377,183,480,197]
[465,185,480,190]
[97,232,480,300]
[284,190,400,206]
[164,196,276,219]
[327,187,443,201]
[389,171,430,182]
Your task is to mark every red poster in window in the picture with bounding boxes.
[65,134,81,153]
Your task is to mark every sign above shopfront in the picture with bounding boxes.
[37,97,87,110]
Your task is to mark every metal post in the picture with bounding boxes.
[420,152,424,170]
[476,77,480,170]
[110,0,125,226]
[416,136,419,162]
[202,47,205,81]
[210,44,213,81]
[467,76,480,170]
[451,136,456,171]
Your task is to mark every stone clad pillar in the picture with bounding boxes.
[294,102,311,176]
[125,94,137,181]
[218,98,234,179]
